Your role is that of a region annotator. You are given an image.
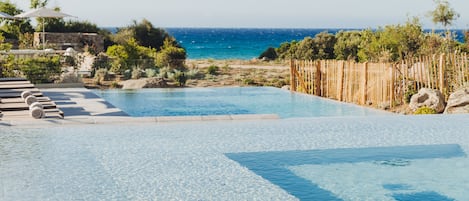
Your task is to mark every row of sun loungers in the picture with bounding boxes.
[0,78,64,120]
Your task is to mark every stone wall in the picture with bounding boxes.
[34,32,104,52]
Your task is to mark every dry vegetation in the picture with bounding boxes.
[82,59,291,89]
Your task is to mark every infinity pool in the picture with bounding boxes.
[93,87,390,118]
[1,115,468,200]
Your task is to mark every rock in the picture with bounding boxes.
[444,87,469,114]
[143,77,168,88]
[121,78,167,89]
[281,85,290,90]
[409,88,446,113]
[378,102,391,110]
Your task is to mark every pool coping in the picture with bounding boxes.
[0,114,281,127]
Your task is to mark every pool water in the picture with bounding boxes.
[93,87,390,118]
[227,144,467,201]
[1,115,469,200]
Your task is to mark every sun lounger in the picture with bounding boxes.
[0,78,64,119]
[0,88,41,94]
[0,81,33,85]
[0,77,28,82]
[0,96,51,103]
[1,109,64,119]
[0,101,58,111]
[0,91,43,98]
[0,83,35,89]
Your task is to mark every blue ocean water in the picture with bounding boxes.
[166,28,466,60]
[166,28,347,60]
[104,27,466,60]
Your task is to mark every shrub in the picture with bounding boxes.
[156,41,187,70]
[110,81,120,88]
[145,68,158,77]
[206,65,219,75]
[123,69,132,80]
[174,71,187,87]
[243,78,256,85]
[19,56,61,84]
[92,52,111,71]
[94,68,109,83]
[414,106,437,115]
[157,67,171,79]
[186,69,202,79]
[258,47,278,60]
[404,88,418,104]
[131,68,144,79]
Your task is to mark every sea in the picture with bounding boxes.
[106,28,467,60]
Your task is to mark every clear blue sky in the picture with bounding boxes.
[11,0,469,29]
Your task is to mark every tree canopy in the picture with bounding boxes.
[429,0,459,28]
[264,19,466,63]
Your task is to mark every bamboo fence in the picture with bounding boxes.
[290,53,469,108]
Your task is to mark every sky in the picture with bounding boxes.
[10,0,469,29]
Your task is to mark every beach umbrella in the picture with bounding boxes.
[0,11,14,19]
[14,7,74,49]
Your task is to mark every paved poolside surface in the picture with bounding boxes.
[1,88,469,200]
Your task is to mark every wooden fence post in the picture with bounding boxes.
[337,61,345,101]
[439,53,445,94]
[290,59,296,92]
[390,63,395,108]
[361,62,368,105]
[315,60,321,96]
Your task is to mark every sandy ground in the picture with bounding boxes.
[83,59,291,89]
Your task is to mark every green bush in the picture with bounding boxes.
[404,88,418,104]
[145,68,158,77]
[94,68,109,83]
[131,68,144,79]
[19,56,61,84]
[243,78,256,85]
[258,47,278,60]
[186,69,203,79]
[414,107,437,115]
[206,65,219,75]
[123,69,132,80]
[174,71,187,87]
[92,53,111,71]
[156,44,186,70]
[110,81,120,88]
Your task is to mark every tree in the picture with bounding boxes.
[156,39,186,70]
[30,0,48,8]
[312,32,336,60]
[429,0,459,29]
[334,31,361,61]
[114,19,179,51]
[258,47,277,60]
[0,1,34,39]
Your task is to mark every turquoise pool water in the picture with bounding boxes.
[1,115,469,200]
[93,87,390,118]
[227,144,466,201]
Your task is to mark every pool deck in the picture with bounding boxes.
[0,88,279,127]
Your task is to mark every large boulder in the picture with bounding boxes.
[121,78,167,89]
[409,88,446,113]
[444,88,469,114]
